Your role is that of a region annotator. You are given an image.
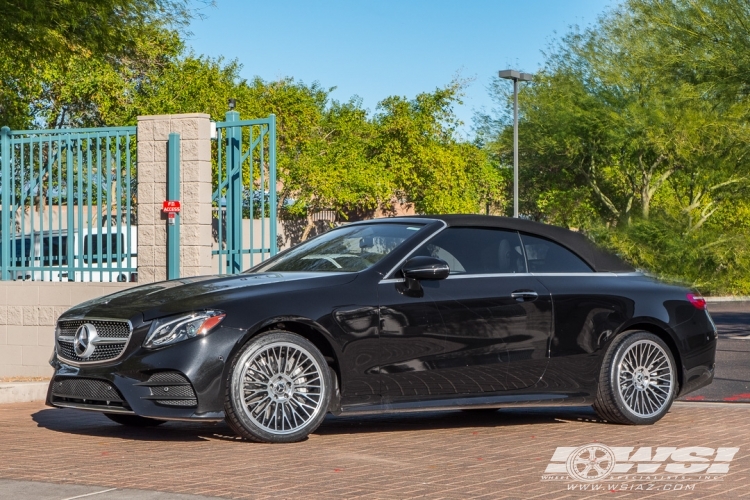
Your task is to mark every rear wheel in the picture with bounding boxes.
[594,331,677,425]
[225,331,332,443]
[104,413,165,427]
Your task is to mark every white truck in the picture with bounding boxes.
[30,226,138,282]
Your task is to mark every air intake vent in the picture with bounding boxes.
[51,377,129,410]
[137,372,197,407]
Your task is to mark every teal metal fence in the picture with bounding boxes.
[213,112,277,274]
[0,126,137,282]
[167,133,180,280]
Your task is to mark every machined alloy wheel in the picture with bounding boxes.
[225,331,332,443]
[594,331,677,425]
[616,339,674,418]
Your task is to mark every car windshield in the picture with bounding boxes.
[251,223,424,273]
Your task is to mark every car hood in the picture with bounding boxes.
[61,272,358,322]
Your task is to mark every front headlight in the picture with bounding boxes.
[143,310,226,349]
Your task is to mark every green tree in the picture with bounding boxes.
[2,1,507,243]
[478,0,750,293]
[482,16,747,227]
[0,0,191,127]
[627,0,750,107]
[373,83,505,215]
[277,82,506,239]
[280,96,391,239]
[0,0,189,63]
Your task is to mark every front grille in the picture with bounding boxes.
[57,342,127,362]
[58,319,130,338]
[138,371,198,407]
[52,378,124,404]
[56,319,132,364]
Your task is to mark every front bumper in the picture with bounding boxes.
[47,324,245,422]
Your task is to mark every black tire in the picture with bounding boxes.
[593,331,678,425]
[104,413,166,427]
[224,331,332,443]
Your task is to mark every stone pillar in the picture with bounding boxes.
[136,114,214,283]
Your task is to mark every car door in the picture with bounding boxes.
[378,227,553,402]
[520,232,634,392]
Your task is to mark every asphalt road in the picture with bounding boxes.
[678,301,750,402]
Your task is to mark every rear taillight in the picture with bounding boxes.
[687,293,707,310]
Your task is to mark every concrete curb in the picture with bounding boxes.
[0,382,48,404]
[674,401,750,408]
[706,296,750,302]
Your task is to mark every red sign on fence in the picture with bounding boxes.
[162,200,181,213]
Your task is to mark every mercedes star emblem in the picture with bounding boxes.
[74,323,98,358]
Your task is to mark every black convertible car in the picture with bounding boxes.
[47,215,717,443]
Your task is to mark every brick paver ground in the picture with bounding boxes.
[0,401,748,499]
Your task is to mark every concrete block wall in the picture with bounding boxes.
[0,282,134,378]
[137,113,214,283]
[2,113,219,378]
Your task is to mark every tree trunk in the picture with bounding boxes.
[300,211,315,242]
[641,186,651,219]
[639,155,670,219]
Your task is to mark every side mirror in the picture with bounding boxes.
[401,256,450,280]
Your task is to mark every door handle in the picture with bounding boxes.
[511,290,538,301]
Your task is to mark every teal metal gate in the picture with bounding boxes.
[0,126,137,281]
[213,112,277,274]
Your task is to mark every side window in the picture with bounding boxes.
[414,227,527,274]
[84,234,125,264]
[520,233,592,273]
[42,236,68,266]
[8,238,33,266]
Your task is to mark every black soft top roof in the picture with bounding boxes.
[387,214,635,273]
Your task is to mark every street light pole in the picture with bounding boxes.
[499,70,533,218]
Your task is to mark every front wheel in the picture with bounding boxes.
[225,331,332,443]
[594,331,677,425]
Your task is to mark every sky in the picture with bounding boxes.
[186,0,616,136]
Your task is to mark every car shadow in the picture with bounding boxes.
[315,406,605,436]
[32,405,604,443]
[31,408,234,443]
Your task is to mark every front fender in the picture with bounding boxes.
[218,315,343,404]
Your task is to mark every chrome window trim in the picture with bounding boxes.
[56,317,134,367]
[531,272,617,277]
[379,220,448,281]
[446,273,533,280]
[442,272,616,279]
[379,271,621,284]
